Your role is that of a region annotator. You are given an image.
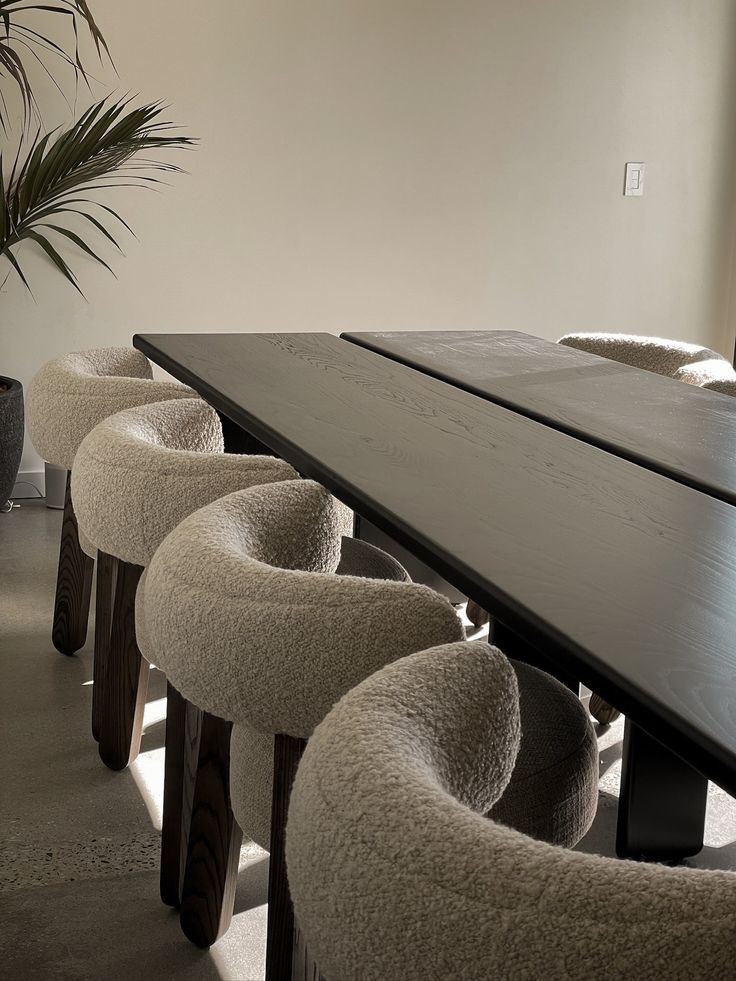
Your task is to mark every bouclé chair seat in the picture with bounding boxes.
[25,346,196,655]
[559,331,736,396]
[287,641,736,981]
[140,480,599,966]
[26,347,195,472]
[71,398,297,568]
[70,397,298,771]
[557,332,729,380]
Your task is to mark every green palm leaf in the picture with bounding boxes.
[0,0,112,130]
[1,96,196,295]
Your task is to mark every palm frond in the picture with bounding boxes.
[0,0,112,130]
[0,96,196,295]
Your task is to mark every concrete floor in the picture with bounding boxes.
[1,500,269,981]
[1,500,735,980]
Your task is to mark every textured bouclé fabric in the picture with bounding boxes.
[26,347,196,470]
[71,399,298,565]
[487,661,598,848]
[140,479,462,849]
[673,358,736,388]
[229,660,597,853]
[701,378,736,397]
[140,482,598,852]
[286,642,736,981]
[228,529,433,849]
[558,332,736,398]
[141,479,463,738]
[335,535,411,581]
[557,332,727,378]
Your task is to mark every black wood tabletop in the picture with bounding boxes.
[134,331,736,797]
[342,330,736,507]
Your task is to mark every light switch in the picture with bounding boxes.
[624,162,645,196]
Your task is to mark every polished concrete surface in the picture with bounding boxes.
[1,500,734,980]
[1,501,269,981]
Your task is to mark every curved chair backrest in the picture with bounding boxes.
[701,378,736,397]
[141,479,465,737]
[26,346,195,469]
[558,332,726,379]
[286,640,736,981]
[71,398,298,565]
[672,357,736,388]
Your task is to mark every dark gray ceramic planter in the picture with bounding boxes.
[0,376,24,509]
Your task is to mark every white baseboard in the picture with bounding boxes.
[11,470,45,500]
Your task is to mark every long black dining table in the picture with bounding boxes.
[134,330,736,862]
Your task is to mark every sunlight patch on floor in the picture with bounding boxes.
[130,748,166,831]
[209,905,268,981]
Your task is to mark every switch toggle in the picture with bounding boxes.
[624,162,645,196]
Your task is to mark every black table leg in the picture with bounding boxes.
[492,620,580,696]
[616,718,708,861]
[216,411,274,455]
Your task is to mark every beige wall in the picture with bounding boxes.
[4,0,736,479]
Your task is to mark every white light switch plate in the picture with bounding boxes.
[624,161,645,196]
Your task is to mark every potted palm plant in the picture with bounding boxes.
[1,0,194,508]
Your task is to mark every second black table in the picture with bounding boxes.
[342,329,736,506]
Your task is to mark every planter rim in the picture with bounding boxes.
[0,376,22,394]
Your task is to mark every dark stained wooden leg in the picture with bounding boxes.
[179,712,242,948]
[98,560,148,771]
[92,551,119,742]
[616,718,708,861]
[52,471,94,656]
[161,684,203,907]
[588,692,621,725]
[492,620,580,696]
[266,734,307,981]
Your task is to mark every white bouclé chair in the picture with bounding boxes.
[70,396,298,777]
[140,480,599,970]
[286,640,736,981]
[558,331,736,391]
[25,347,195,655]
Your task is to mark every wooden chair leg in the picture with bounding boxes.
[589,692,622,725]
[266,734,307,981]
[161,684,203,907]
[91,551,119,742]
[98,560,148,771]
[179,712,242,948]
[52,471,94,656]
